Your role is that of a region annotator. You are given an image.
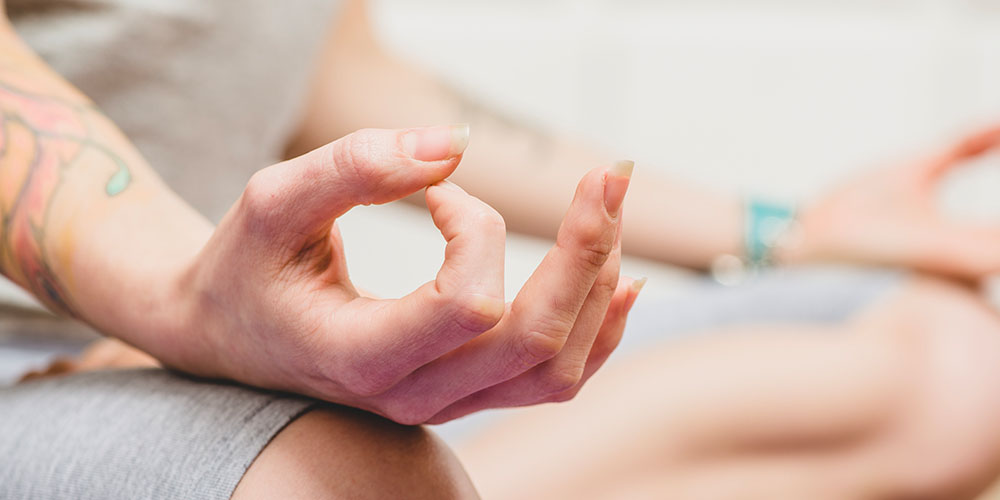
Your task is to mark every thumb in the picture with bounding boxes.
[240,124,469,241]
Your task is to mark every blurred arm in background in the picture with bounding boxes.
[288,0,1000,279]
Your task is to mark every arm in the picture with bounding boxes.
[290,0,1000,277]
[0,13,639,423]
[285,0,742,270]
[0,17,212,342]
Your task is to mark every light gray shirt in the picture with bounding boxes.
[9,0,341,221]
[0,0,342,368]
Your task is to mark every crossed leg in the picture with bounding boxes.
[3,366,478,500]
[26,276,1000,499]
[455,278,1000,500]
[234,406,478,500]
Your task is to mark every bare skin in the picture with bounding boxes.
[233,408,480,500]
[294,0,1000,278]
[7,0,1000,498]
[0,1,632,496]
[51,276,1000,498]
[0,5,640,424]
[454,278,1000,500]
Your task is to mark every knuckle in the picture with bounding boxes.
[593,269,620,298]
[561,222,615,272]
[446,293,505,334]
[580,234,616,268]
[575,215,613,247]
[333,131,383,198]
[339,362,398,398]
[379,399,435,426]
[537,363,584,395]
[241,170,284,223]
[578,243,613,273]
[512,329,566,369]
[471,205,506,235]
[548,386,581,404]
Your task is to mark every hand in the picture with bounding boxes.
[786,124,1000,279]
[162,125,641,424]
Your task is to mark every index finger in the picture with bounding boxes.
[372,161,633,420]
[324,181,507,396]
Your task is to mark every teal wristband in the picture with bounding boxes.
[744,199,796,268]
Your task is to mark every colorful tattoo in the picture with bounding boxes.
[0,71,132,315]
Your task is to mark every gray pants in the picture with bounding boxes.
[619,266,901,353]
[0,369,314,500]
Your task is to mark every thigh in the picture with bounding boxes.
[456,278,1000,500]
[0,369,314,500]
[435,266,904,445]
[234,407,479,500]
[0,368,479,500]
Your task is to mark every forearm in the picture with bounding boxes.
[0,25,211,347]
[288,1,741,269]
[443,115,743,269]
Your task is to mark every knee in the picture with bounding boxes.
[232,406,479,500]
[870,281,1000,499]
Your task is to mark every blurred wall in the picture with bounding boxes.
[371,0,1000,205]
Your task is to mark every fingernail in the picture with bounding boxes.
[433,180,466,194]
[402,124,470,161]
[625,277,646,312]
[604,160,634,216]
[610,159,635,178]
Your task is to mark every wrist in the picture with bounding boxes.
[771,201,822,266]
[711,197,802,285]
[743,198,798,268]
[64,187,217,368]
[147,255,226,377]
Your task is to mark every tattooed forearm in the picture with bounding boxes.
[0,69,132,315]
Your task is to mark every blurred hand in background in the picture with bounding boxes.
[786,124,1000,280]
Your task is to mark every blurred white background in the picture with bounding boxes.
[338,0,1000,299]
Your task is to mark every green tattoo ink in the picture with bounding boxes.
[105,163,131,196]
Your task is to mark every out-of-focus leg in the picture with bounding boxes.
[233,407,480,500]
[456,278,1000,500]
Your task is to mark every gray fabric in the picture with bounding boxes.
[0,10,337,495]
[616,266,904,355]
[0,0,342,358]
[0,8,333,497]
[0,369,315,500]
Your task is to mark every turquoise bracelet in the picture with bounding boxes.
[744,199,796,269]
